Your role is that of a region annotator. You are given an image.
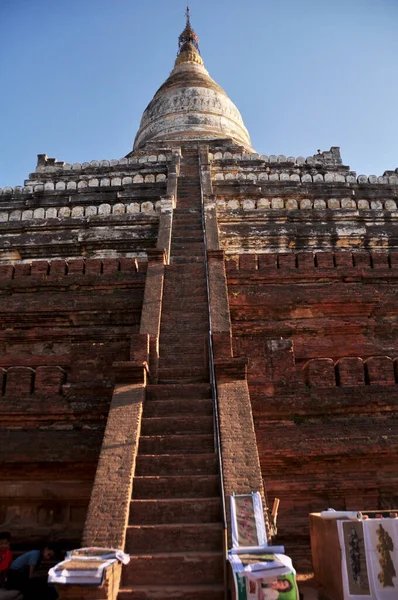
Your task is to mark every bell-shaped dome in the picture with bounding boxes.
[133,10,253,151]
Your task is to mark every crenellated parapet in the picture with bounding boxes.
[225,250,398,271]
[303,356,398,388]
[0,149,175,198]
[0,365,66,396]
[209,146,398,216]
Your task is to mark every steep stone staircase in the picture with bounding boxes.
[118,149,225,599]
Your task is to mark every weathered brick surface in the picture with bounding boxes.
[0,258,146,544]
[217,379,268,544]
[82,383,144,549]
[226,249,398,569]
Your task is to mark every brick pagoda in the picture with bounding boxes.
[1,9,398,600]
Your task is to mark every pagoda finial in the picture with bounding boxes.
[177,5,200,56]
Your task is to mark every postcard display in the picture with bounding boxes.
[337,517,398,600]
[228,493,299,600]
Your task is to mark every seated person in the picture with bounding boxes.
[6,546,55,599]
[0,533,12,586]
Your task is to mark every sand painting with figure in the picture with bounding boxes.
[235,496,259,547]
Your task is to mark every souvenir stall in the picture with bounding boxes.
[310,510,398,600]
[228,492,299,600]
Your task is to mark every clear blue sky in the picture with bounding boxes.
[1,0,397,186]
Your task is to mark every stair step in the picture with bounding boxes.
[143,398,213,417]
[139,434,214,455]
[157,368,208,382]
[133,475,219,499]
[136,454,217,476]
[125,523,223,553]
[141,416,213,436]
[118,584,225,600]
[129,498,222,525]
[146,384,211,400]
[170,257,204,264]
[121,552,224,586]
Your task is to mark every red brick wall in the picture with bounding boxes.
[0,258,146,544]
[226,250,398,570]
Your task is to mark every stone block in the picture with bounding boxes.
[271,197,283,209]
[99,204,111,216]
[22,210,33,220]
[300,199,312,209]
[112,203,125,215]
[313,199,326,209]
[5,367,34,397]
[126,203,140,213]
[141,201,154,213]
[315,252,335,268]
[8,209,22,221]
[227,200,240,210]
[257,198,270,209]
[357,175,369,184]
[385,200,397,210]
[258,254,276,269]
[239,254,257,270]
[366,356,395,386]
[35,366,66,395]
[71,206,84,217]
[85,206,97,216]
[336,357,365,386]
[33,208,45,219]
[341,198,356,209]
[370,200,383,210]
[328,198,340,209]
[285,199,298,210]
[46,207,57,218]
[242,199,255,210]
[304,358,336,387]
[59,207,71,217]
[358,199,369,209]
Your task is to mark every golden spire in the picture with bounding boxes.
[175,5,203,66]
